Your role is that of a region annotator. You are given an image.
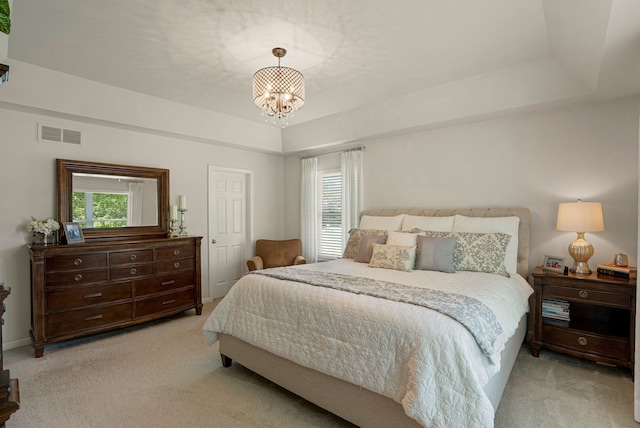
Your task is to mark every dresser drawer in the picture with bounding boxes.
[46,269,108,287]
[544,285,630,308]
[110,250,153,266]
[136,272,195,296]
[542,324,629,360]
[47,282,132,312]
[157,245,195,261]
[157,258,195,274]
[46,254,108,272]
[46,302,133,337]
[135,289,195,317]
[110,264,154,281]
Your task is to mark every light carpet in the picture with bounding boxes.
[4,300,635,427]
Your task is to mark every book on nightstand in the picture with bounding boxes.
[596,264,637,279]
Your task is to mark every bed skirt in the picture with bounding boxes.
[219,314,527,427]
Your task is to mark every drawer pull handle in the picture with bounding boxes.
[161,280,175,286]
[173,249,180,256]
[74,258,83,266]
[174,262,180,269]
[130,268,137,275]
[74,274,83,282]
[162,299,176,305]
[84,292,103,299]
[578,337,588,346]
[130,254,137,261]
[84,314,103,321]
[579,290,589,299]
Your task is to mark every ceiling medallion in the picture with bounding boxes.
[252,47,305,127]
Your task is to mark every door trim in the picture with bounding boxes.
[207,165,254,300]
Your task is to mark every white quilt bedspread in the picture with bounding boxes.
[202,259,533,428]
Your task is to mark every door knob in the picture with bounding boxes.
[211,239,217,244]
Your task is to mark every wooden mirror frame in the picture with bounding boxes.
[57,159,170,241]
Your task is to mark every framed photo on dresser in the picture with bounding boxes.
[63,222,84,244]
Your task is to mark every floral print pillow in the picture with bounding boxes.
[343,229,388,259]
[369,244,416,272]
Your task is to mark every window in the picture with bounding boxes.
[73,191,129,228]
[317,170,342,260]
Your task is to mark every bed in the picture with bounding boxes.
[202,208,532,428]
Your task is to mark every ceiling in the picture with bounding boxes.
[4,0,640,151]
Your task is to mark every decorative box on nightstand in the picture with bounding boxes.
[530,266,636,374]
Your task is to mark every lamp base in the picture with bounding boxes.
[570,261,591,275]
[568,232,594,275]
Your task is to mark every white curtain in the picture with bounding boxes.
[301,157,318,263]
[341,149,363,244]
[128,182,144,226]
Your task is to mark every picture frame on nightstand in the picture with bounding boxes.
[542,254,565,273]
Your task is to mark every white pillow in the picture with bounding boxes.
[387,230,418,246]
[452,215,519,274]
[401,215,454,232]
[359,214,404,231]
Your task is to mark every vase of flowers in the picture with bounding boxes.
[27,217,60,245]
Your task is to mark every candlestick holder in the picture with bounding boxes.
[168,219,179,238]
[178,208,188,237]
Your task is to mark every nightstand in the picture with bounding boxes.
[530,267,636,374]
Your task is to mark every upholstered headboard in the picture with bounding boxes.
[359,208,531,278]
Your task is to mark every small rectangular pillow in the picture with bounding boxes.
[343,229,387,259]
[422,231,511,277]
[415,235,456,273]
[369,244,416,272]
[386,230,418,246]
[359,214,404,231]
[354,234,388,263]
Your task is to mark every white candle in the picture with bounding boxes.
[171,205,178,221]
[179,195,187,210]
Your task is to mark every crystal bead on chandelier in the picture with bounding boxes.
[253,47,305,127]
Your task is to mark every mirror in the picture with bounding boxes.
[57,159,170,241]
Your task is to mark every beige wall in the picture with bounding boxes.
[285,96,640,274]
[0,107,285,349]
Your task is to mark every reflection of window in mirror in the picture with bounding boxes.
[72,173,158,228]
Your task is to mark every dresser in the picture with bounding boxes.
[29,236,202,357]
[530,267,636,373]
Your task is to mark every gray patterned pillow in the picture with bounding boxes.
[343,229,388,259]
[354,234,388,263]
[369,244,416,272]
[421,230,511,277]
[415,235,457,273]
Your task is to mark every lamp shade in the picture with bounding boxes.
[556,201,604,232]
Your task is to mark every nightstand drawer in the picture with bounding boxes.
[543,324,629,360]
[544,285,630,308]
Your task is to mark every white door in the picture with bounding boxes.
[208,168,251,298]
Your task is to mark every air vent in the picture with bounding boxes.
[38,123,83,146]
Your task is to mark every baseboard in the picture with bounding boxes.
[3,337,31,351]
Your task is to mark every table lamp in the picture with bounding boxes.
[556,200,604,274]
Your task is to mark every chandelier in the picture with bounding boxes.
[253,47,305,126]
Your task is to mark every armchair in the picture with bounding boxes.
[247,239,306,271]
